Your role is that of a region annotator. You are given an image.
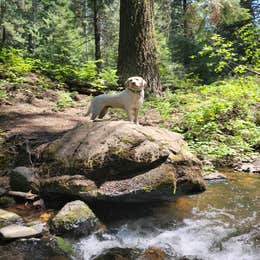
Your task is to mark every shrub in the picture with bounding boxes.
[0,48,33,77]
[143,77,259,162]
[55,92,76,111]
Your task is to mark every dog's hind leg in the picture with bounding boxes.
[98,106,109,119]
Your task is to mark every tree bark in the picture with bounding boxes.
[93,0,101,69]
[0,1,6,46]
[118,0,162,94]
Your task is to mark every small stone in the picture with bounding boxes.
[0,224,42,240]
[0,209,23,228]
[203,171,227,181]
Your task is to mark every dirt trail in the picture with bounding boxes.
[0,91,89,141]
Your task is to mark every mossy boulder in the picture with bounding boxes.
[41,121,206,203]
[49,200,100,237]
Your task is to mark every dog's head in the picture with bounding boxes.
[125,76,147,91]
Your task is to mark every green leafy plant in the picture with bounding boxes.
[0,48,33,77]
[55,92,76,111]
[143,76,259,163]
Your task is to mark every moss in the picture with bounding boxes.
[86,159,93,169]
[54,236,73,255]
[0,148,13,172]
[0,196,16,208]
[54,206,95,226]
[143,186,153,192]
[41,179,95,196]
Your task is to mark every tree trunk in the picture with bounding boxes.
[118,0,162,95]
[83,0,88,60]
[93,0,101,69]
[0,1,6,46]
[28,0,37,53]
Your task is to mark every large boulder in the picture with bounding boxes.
[41,121,206,202]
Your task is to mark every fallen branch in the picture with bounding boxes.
[8,190,38,200]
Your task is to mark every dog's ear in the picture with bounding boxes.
[124,79,130,88]
[142,79,147,88]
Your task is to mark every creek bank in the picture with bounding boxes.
[0,120,206,255]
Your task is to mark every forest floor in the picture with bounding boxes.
[0,90,89,140]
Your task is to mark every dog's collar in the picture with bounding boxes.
[127,88,142,95]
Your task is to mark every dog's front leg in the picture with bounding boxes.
[133,108,139,124]
[125,107,132,122]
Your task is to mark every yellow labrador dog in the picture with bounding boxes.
[86,76,146,124]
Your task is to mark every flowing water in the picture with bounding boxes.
[73,171,260,260]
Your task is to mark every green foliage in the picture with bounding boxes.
[143,77,259,162]
[55,92,76,111]
[40,60,118,89]
[198,24,260,77]
[0,48,33,77]
[0,87,7,102]
[235,23,260,69]
[54,236,74,255]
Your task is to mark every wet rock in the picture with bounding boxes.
[0,196,16,208]
[0,236,73,259]
[142,246,167,260]
[10,166,40,193]
[41,121,206,203]
[0,209,23,228]
[178,256,203,260]
[0,187,7,196]
[40,175,97,207]
[236,157,260,173]
[93,247,142,260]
[0,223,43,241]
[49,200,100,237]
[203,171,227,182]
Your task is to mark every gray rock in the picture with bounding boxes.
[49,200,100,237]
[0,187,6,196]
[0,236,73,259]
[0,224,42,240]
[41,121,206,203]
[0,209,23,228]
[237,158,260,173]
[203,171,227,182]
[10,166,40,192]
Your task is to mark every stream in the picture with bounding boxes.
[73,170,260,260]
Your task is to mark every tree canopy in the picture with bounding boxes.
[0,0,259,91]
